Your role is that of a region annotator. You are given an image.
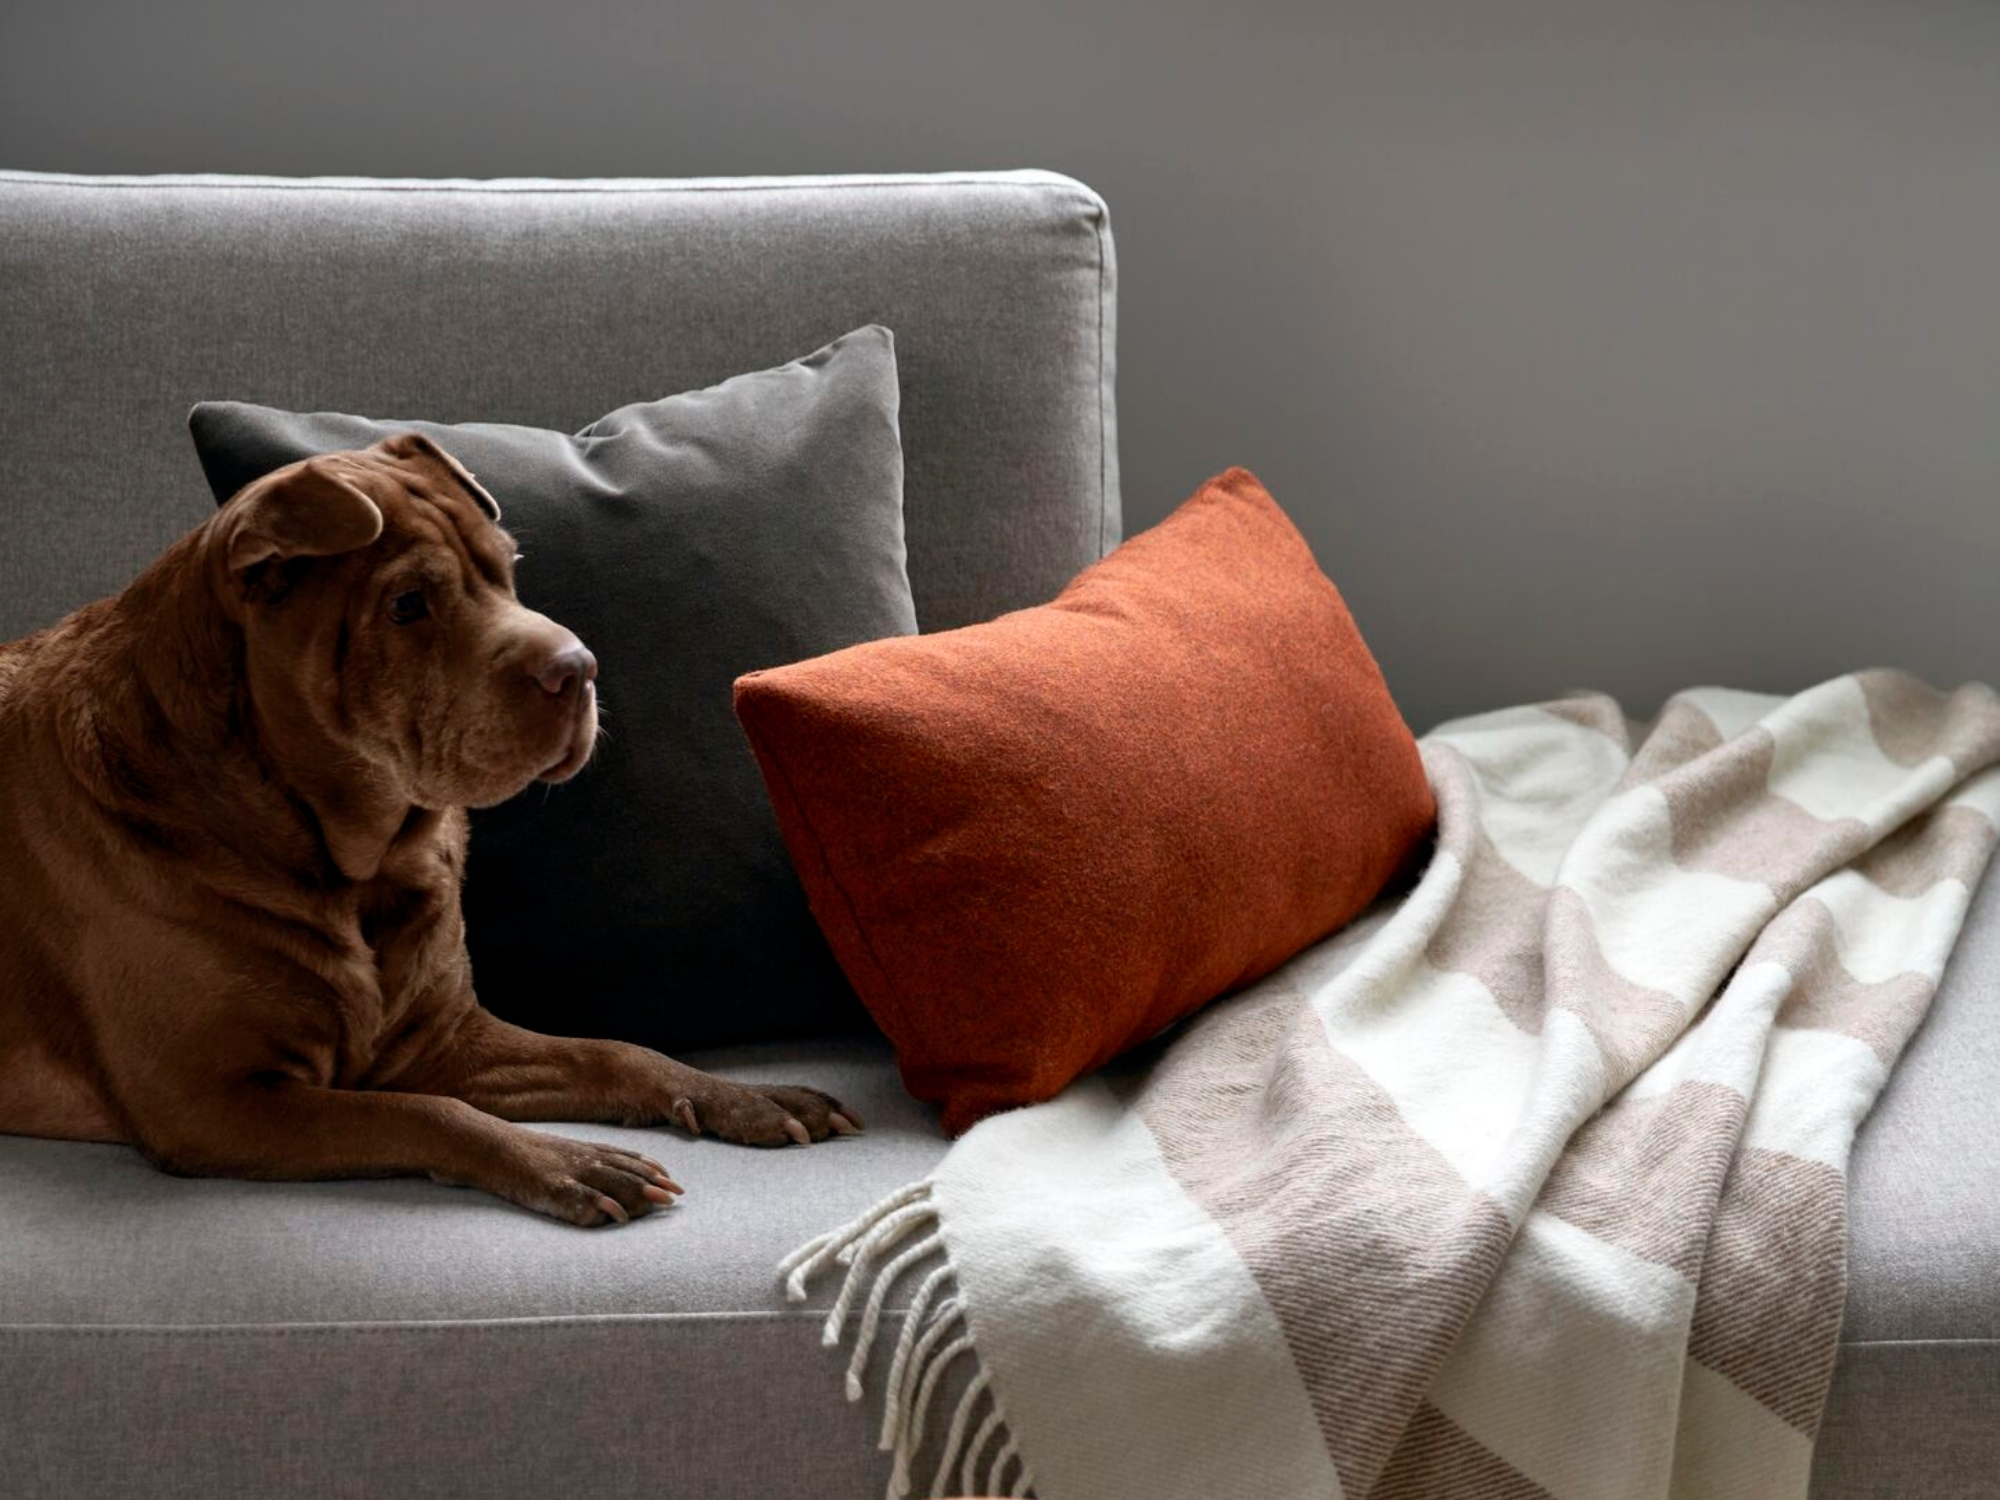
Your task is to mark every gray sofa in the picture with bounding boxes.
[0,170,1992,1499]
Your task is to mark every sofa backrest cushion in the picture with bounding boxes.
[0,170,1118,642]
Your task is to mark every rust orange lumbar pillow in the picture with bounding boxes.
[733,467,1436,1135]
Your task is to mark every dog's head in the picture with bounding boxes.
[211,434,597,827]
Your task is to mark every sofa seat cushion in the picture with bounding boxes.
[2,866,1996,1496]
[0,1037,953,1499]
[0,1038,947,1329]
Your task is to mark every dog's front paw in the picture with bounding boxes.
[487,1134,685,1227]
[671,1080,863,1147]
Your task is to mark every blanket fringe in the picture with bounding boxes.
[781,1181,1037,1500]
[960,1401,1005,1495]
[989,1433,1023,1495]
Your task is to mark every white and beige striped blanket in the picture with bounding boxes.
[787,670,2000,1500]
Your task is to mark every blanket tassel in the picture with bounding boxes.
[781,1181,1036,1499]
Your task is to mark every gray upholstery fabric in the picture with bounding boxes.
[5,1318,893,1500]
[1808,856,2000,1497]
[0,1040,953,1500]
[1843,860,2000,1347]
[0,1039,946,1328]
[186,328,913,1049]
[0,170,1119,643]
[1813,1342,2000,1500]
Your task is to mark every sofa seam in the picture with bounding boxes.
[1833,1336,2000,1350]
[0,1308,906,1337]
[1,1326,1986,1347]
[0,172,1093,200]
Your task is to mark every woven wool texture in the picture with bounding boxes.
[789,669,2000,1500]
[735,468,1435,1135]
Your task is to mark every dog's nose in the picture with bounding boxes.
[536,642,598,698]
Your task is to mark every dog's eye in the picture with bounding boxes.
[387,590,429,625]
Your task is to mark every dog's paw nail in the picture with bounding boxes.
[674,1100,699,1135]
[784,1116,811,1146]
[830,1113,860,1136]
[642,1184,677,1205]
[654,1175,685,1195]
[596,1195,629,1224]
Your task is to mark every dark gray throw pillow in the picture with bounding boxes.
[187,326,914,1049]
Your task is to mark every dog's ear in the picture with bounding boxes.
[220,456,385,578]
[377,431,502,521]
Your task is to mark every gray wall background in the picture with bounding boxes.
[4,0,1996,728]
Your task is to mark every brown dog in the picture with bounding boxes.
[0,434,858,1227]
